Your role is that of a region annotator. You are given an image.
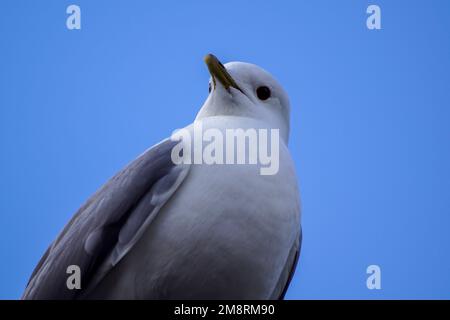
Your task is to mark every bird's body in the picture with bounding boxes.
[23,55,302,300]
[85,116,300,299]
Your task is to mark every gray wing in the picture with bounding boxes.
[22,139,190,300]
[271,227,302,300]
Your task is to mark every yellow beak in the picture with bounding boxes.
[204,54,243,93]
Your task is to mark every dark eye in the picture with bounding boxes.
[208,82,212,93]
[256,86,271,100]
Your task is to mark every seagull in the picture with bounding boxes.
[22,54,302,300]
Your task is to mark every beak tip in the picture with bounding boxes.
[204,53,216,66]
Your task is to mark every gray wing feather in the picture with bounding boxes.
[22,139,190,299]
[271,227,302,300]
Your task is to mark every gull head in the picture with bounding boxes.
[196,54,291,143]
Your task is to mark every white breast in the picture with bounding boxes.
[90,116,301,299]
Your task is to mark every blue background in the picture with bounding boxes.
[1,0,449,299]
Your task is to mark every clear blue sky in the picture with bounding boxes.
[1,0,449,299]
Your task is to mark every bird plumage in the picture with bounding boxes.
[23,57,302,300]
